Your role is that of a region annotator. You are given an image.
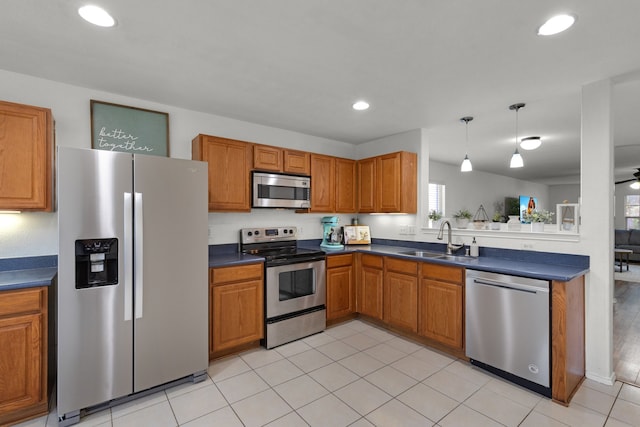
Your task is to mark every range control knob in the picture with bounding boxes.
[254,230,260,236]
[289,229,294,234]
[247,231,253,237]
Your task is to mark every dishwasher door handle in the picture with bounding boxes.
[472,278,549,294]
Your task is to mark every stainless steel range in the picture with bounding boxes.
[240,227,326,349]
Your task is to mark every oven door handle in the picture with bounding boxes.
[266,255,327,267]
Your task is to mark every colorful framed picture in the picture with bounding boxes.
[90,100,169,157]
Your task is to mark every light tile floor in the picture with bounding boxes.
[16,320,640,427]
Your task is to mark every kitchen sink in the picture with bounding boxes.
[437,255,475,263]
[398,250,444,258]
[398,250,475,263]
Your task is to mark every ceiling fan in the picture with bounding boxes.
[615,168,640,185]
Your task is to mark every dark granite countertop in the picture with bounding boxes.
[207,239,589,282]
[0,267,58,291]
[208,252,265,268]
[302,242,589,282]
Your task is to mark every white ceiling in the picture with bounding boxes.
[2,0,640,183]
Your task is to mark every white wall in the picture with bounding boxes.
[549,184,580,211]
[581,79,615,385]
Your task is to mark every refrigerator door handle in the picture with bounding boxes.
[134,192,144,319]
[124,192,133,321]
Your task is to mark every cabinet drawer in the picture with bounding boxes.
[361,254,383,269]
[386,257,418,275]
[211,263,263,285]
[327,254,353,268]
[421,263,463,283]
[0,287,45,317]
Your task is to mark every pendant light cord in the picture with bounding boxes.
[466,120,469,154]
[515,107,519,153]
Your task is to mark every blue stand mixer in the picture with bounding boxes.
[320,216,344,250]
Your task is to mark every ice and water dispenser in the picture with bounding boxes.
[75,238,118,289]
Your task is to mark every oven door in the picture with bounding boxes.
[266,259,326,319]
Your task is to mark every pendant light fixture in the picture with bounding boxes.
[509,103,525,168]
[460,116,473,172]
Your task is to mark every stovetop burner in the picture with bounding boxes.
[239,226,325,264]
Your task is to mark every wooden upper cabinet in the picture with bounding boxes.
[357,157,376,213]
[357,151,417,214]
[0,100,54,211]
[283,149,310,175]
[335,158,356,213]
[377,151,417,213]
[253,144,283,172]
[252,145,310,175]
[192,135,252,212]
[310,154,335,212]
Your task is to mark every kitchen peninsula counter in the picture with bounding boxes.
[302,242,589,282]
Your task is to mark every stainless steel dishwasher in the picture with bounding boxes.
[465,269,551,397]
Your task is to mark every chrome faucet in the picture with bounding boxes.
[437,220,464,255]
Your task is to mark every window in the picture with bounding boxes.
[625,195,640,229]
[428,182,446,216]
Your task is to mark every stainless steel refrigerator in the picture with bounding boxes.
[57,147,208,425]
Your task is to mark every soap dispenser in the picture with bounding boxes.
[470,237,479,257]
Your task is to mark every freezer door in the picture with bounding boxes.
[57,147,134,415]
[132,155,209,392]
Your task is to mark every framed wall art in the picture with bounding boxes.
[557,203,579,233]
[90,100,169,157]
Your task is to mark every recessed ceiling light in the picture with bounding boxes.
[520,136,542,150]
[78,5,116,27]
[537,14,576,36]
[352,101,370,111]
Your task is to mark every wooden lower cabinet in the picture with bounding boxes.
[326,254,355,321]
[210,264,264,358]
[551,276,585,404]
[384,258,418,333]
[418,263,464,350]
[358,254,384,320]
[0,286,49,426]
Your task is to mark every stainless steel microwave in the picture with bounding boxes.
[252,171,311,209]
